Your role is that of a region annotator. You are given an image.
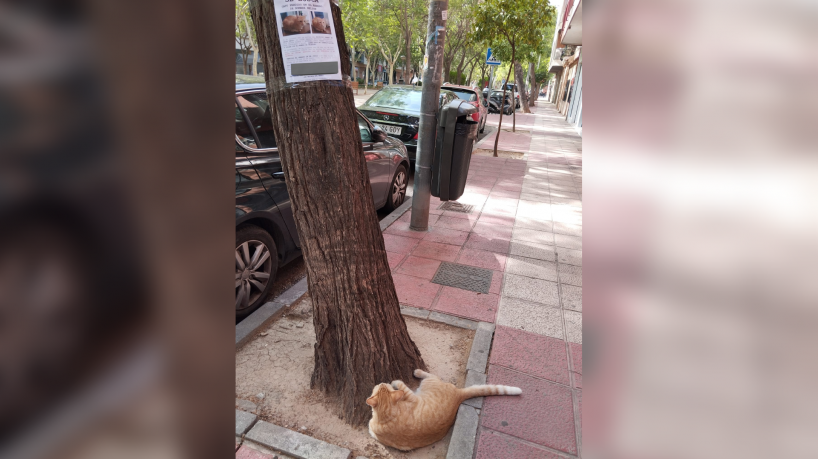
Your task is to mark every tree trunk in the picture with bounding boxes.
[250,1,426,426]
[405,27,413,83]
[364,55,370,94]
[492,49,515,157]
[454,49,467,85]
[529,62,537,105]
[514,61,530,114]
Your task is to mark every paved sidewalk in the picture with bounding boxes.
[385,103,583,458]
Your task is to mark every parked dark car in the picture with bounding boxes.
[235,84,410,318]
[503,83,521,109]
[488,90,515,115]
[358,85,459,161]
[441,84,488,134]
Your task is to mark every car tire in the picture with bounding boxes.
[236,225,278,319]
[384,164,408,212]
[479,117,486,133]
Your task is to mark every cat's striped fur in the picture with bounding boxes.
[366,369,522,451]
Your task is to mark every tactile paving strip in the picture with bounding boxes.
[431,262,492,294]
[438,202,474,213]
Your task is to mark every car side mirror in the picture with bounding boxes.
[372,127,388,142]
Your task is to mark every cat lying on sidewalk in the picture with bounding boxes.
[366,369,522,451]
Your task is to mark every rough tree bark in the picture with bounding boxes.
[529,62,537,106]
[250,0,426,426]
[514,61,530,114]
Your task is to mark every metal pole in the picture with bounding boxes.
[410,0,448,231]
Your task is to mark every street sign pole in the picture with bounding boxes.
[409,0,448,231]
[489,65,495,89]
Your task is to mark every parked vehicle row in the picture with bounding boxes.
[235,83,410,318]
[235,80,496,318]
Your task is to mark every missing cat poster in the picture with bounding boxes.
[273,0,343,83]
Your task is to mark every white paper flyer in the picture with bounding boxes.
[273,0,343,83]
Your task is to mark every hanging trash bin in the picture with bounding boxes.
[431,99,479,201]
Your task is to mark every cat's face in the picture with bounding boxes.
[366,383,404,407]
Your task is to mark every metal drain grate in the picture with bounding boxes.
[438,202,474,213]
[431,262,492,294]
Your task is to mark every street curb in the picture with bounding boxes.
[379,196,413,231]
[236,277,308,349]
[446,404,480,459]
[245,419,352,459]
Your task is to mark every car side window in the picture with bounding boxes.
[357,115,373,142]
[236,104,257,149]
[237,93,277,149]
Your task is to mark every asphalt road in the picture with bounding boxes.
[237,109,496,324]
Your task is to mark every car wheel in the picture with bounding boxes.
[235,225,277,319]
[479,117,486,133]
[384,164,408,212]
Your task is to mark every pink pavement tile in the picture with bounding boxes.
[464,233,511,254]
[482,365,577,455]
[395,255,442,280]
[485,197,520,208]
[480,206,517,219]
[435,215,477,231]
[432,287,499,322]
[456,248,507,271]
[494,182,523,192]
[475,430,565,459]
[392,273,441,309]
[569,342,582,374]
[489,271,503,294]
[423,227,470,246]
[472,222,514,239]
[383,233,421,254]
[477,213,516,227]
[411,241,462,262]
[490,188,522,199]
[399,212,439,226]
[386,251,405,270]
[490,326,569,385]
[236,446,274,459]
[384,221,428,239]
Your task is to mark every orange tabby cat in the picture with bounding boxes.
[366,369,522,451]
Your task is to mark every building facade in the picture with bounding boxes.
[548,0,582,134]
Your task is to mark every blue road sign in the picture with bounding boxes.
[486,48,501,65]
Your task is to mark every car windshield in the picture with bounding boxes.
[366,87,423,111]
[445,89,477,101]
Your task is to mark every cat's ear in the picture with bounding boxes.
[390,389,405,403]
[366,395,378,407]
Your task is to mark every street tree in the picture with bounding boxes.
[249,1,426,426]
[472,0,555,155]
[343,0,379,92]
[384,0,427,83]
[236,0,259,75]
[372,9,404,84]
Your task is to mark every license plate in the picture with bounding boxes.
[375,123,402,135]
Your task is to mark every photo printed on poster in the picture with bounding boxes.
[273,0,342,83]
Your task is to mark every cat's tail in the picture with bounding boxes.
[460,384,522,400]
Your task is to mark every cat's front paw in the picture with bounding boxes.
[391,380,403,389]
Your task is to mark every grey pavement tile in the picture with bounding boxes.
[236,410,258,436]
[497,296,564,338]
[553,221,582,238]
[502,273,560,307]
[564,310,582,344]
[514,216,553,232]
[511,227,555,245]
[556,247,582,266]
[447,405,479,459]
[509,241,556,261]
[505,255,558,282]
[550,197,582,208]
[516,199,551,215]
[554,233,582,250]
[518,192,551,203]
[561,284,582,312]
[559,263,582,287]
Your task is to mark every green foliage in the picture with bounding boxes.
[471,0,556,64]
